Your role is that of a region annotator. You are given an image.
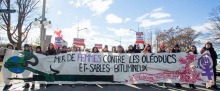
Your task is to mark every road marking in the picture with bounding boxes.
[96,84,103,88]
[125,84,142,89]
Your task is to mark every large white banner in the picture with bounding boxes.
[1,50,214,84]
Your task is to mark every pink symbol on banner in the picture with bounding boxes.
[126,53,203,84]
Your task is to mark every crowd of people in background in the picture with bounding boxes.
[0,42,219,90]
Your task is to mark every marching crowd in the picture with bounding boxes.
[0,42,219,90]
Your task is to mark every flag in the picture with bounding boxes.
[73,38,85,46]
[136,32,144,44]
[95,44,102,49]
[54,37,63,48]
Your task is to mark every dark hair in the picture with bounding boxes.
[6,44,14,49]
[92,47,99,53]
[46,43,57,55]
[128,45,133,49]
[36,46,41,50]
[175,44,179,48]
[204,42,214,49]
[48,43,55,50]
[112,46,117,52]
[190,45,198,54]
[23,44,30,48]
[104,45,108,48]
[143,44,152,53]
[62,46,67,49]
[36,46,42,53]
[117,45,125,53]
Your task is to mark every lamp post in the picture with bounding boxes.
[130,29,138,33]
[32,0,52,51]
[77,28,87,38]
[115,36,121,45]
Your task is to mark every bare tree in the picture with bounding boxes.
[143,30,153,45]
[156,27,200,52]
[209,6,220,31]
[34,36,40,46]
[0,0,39,49]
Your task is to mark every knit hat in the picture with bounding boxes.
[104,45,108,48]
[23,44,30,48]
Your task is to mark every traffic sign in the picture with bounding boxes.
[0,9,16,13]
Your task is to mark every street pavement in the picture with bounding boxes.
[0,73,220,91]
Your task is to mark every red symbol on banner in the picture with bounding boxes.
[54,30,62,37]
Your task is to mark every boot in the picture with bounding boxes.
[189,84,196,89]
[211,85,219,90]
[162,83,168,88]
[175,83,182,89]
[31,84,35,90]
[3,84,12,90]
[23,83,30,88]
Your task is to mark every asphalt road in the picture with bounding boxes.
[1,71,220,91]
[0,77,220,91]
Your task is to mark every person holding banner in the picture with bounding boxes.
[92,47,100,53]
[61,46,68,53]
[45,43,57,88]
[142,44,152,53]
[2,44,14,90]
[111,46,117,53]
[200,42,219,90]
[186,45,198,89]
[76,47,82,52]
[126,45,134,53]
[102,45,109,53]
[35,46,45,88]
[116,45,125,53]
[72,45,77,52]
[36,46,44,54]
[60,46,76,88]
[133,44,141,53]
[13,43,19,50]
[157,44,168,88]
[22,44,35,89]
[172,44,183,89]
[45,43,57,56]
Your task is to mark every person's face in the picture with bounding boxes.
[36,48,41,52]
[104,47,108,51]
[146,46,150,50]
[73,47,77,51]
[112,47,116,51]
[8,46,13,49]
[118,47,122,52]
[136,46,140,49]
[68,48,71,51]
[49,44,54,49]
[30,46,32,49]
[191,47,196,52]
[175,47,179,50]
[128,46,132,50]
[205,44,211,49]
[161,46,165,50]
[25,47,30,51]
[94,47,98,52]
[63,47,68,51]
